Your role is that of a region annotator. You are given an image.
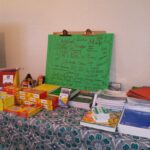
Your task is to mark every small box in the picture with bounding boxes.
[0,68,20,89]
[0,92,14,109]
[19,88,47,106]
[0,100,3,111]
[4,105,42,118]
[43,104,54,111]
[19,105,42,118]
[3,86,20,104]
[40,96,58,110]
[0,91,7,111]
[4,105,23,115]
[3,94,15,109]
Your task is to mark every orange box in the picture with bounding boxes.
[4,105,42,118]
[0,92,14,109]
[40,96,58,110]
[3,85,20,104]
[19,88,47,106]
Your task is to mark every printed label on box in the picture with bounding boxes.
[3,75,13,84]
[33,94,39,98]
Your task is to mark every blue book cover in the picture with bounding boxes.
[120,108,150,128]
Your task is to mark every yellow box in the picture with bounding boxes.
[3,94,15,109]
[0,92,14,109]
[24,100,33,106]
[0,92,7,111]
[43,104,53,110]
[4,105,42,118]
[0,100,3,111]
[29,97,40,105]
[34,84,59,94]
[0,91,7,98]
[41,99,52,105]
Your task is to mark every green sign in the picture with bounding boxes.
[45,34,114,91]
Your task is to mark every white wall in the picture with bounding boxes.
[0,0,150,90]
[0,33,6,67]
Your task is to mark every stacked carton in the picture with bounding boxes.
[3,86,20,104]
[40,96,58,110]
[0,91,15,111]
[19,88,47,106]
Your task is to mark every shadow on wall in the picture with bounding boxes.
[0,33,6,68]
[0,24,29,80]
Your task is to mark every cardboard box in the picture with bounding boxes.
[19,88,47,106]
[4,105,42,118]
[0,100,3,111]
[34,84,59,94]
[40,96,58,110]
[0,68,20,89]
[3,85,20,104]
[0,91,14,109]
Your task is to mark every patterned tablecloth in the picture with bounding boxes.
[0,107,150,150]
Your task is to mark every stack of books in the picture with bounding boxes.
[92,90,127,111]
[80,106,122,132]
[68,90,95,110]
[117,87,150,138]
[127,87,150,100]
[127,87,150,105]
[118,104,150,138]
[80,88,150,138]
[80,90,127,132]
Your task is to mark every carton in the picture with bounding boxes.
[0,91,14,110]
[40,96,58,110]
[34,84,59,94]
[4,105,42,118]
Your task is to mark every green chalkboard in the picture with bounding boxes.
[45,34,114,91]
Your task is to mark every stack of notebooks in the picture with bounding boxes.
[92,90,127,111]
[127,87,150,105]
[80,89,150,138]
[69,90,95,110]
[127,87,150,100]
[80,90,127,132]
[80,106,122,132]
[118,104,150,138]
[118,87,150,138]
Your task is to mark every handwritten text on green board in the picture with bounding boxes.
[45,34,114,91]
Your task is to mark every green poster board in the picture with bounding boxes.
[45,34,114,91]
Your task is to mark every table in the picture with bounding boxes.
[0,107,150,150]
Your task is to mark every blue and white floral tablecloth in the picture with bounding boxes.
[0,107,150,150]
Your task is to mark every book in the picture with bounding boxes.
[58,88,80,107]
[58,88,72,107]
[80,106,122,132]
[127,97,150,105]
[69,94,93,110]
[69,91,94,110]
[118,104,150,138]
[92,90,127,111]
[127,87,150,100]
[49,87,79,99]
